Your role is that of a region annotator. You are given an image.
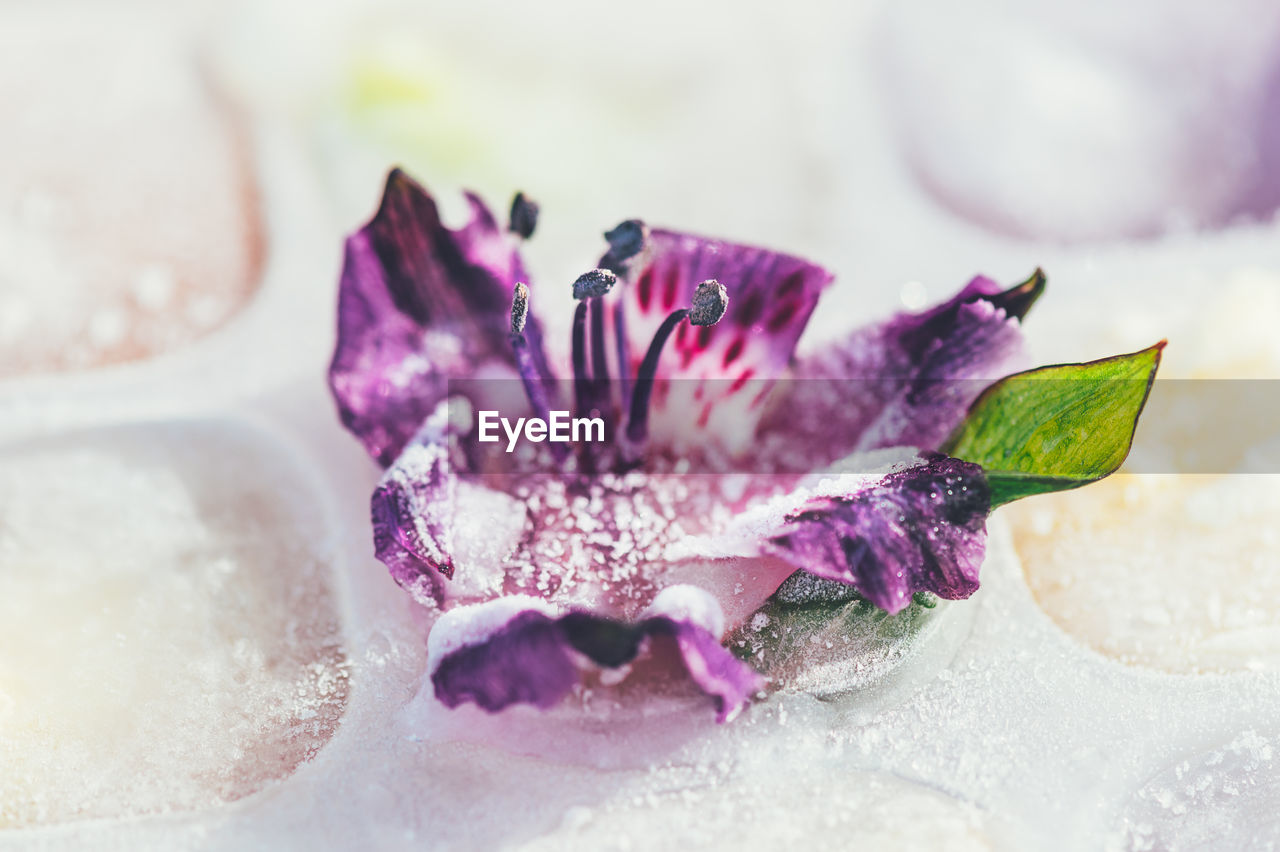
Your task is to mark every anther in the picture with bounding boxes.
[601,219,647,274]
[572,268,618,301]
[508,192,539,240]
[688,279,729,326]
[510,282,529,336]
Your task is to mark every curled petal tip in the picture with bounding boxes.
[428,596,764,722]
[989,267,1046,321]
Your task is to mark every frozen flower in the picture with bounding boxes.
[329,169,1153,722]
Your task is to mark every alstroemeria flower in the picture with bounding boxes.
[330,170,1042,722]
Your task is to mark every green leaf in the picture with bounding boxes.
[942,342,1164,507]
[729,594,944,697]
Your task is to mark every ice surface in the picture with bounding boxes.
[0,6,261,378]
[0,423,347,827]
[1111,732,1280,851]
[520,770,998,851]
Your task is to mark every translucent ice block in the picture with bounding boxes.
[1010,474,1280,673]
[0,422,347,828]
[0,8,262,378]
[1010,276,1280,674]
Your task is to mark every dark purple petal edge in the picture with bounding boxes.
[763,454,991,614]
[371,404,458,606]
[430,597,765,723]
[329,169,553,467]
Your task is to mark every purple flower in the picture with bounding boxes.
[330,170,1039,722]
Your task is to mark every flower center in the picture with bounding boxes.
[507,261,729,472]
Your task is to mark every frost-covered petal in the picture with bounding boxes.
[329,169,551,466]
[674,452,991,614]
[643,586,762,722]
[427,588,764,722]
[765,273,1040,467]
[428,597,574,712]
[371,404,459,606]
[620,230,834,450]
[372,402,530,607]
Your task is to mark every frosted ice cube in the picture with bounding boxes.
[1010,474,1280,673]
[0,7,261,378]
[1010,280,1280,673]
[0,422,347,828]
[1112,732,1280,851]
[728,591,972,699]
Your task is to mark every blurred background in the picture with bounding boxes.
[7,0,1280,379]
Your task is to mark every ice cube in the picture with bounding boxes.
[0,7,261,378]
[0,422,347,827]
[1009,474,1280,673]
[1112,732,1280,851]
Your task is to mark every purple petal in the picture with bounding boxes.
[329,170,551,467]
[371,405,458,607]
[766,454,990,613]
[642,585,763,722]
[674,452,990,615]
[431,601,578,712]
[372,403,534,608]
[620,230,834,449]
[767,273,1039,466]
[427,588,764,722]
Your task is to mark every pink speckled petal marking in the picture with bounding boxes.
[329,170,553,467]
[428,588,764,722]
[620,230,834,448]
[768,273,1041,467]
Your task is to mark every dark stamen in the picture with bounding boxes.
[601,219,647,275]
[571,300,592,417]
[625,309,687,444]
[613,300,631,405]
[509,285,566,461]
[573,268,617,301]
[508,192,539,239]
[590,297,610,407]
[625,279,729,445]
[689,279,729,326]
[570,269,617,418]
[510,282,529,335]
